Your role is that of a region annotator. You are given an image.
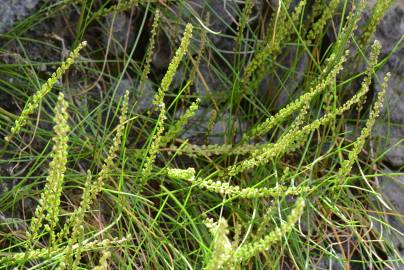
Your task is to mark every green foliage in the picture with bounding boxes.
[0,90,130,268]
[93,0,140,18]
[203,198,306,269]
[0,1,400,269]
[306,0,339,43]
[59,90,129,269]
[359,0,395,48]
[233,198,305,264]
[228,41,384,178]
[235,0,254,47]
[152,23,193,108]
[26,92,70,251]
[141,103,167,182]
[204,218,232,270]
[142,23,193,184]
[5,41,86,142]
[160,98,200,146]
[241,50,348,142]
[93,250,111,270]
[192,177,310,199]
[141,9,160,84]
[168,167,310,199]
[337,72,390,186]
[241,0,306,90]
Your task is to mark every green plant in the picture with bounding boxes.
[0,1,402,269]
[202,198,305,269]
[25,92,70,252]
[141,23,193,184]
[0,91,130,268]
[5,41,86,142]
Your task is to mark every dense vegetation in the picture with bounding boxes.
[0,0,402,269]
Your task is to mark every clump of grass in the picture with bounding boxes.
[5,41,86,142]
[336,41,389,187]
[203,198,306,269]
[141,23,193,184]
[0,1,401,269]
[160,98,200,147]
[152,23,193,108]
[59,90,130,269]
[233,198,305,264]
[241,0,306,89]
[0,90,130,268]
[241,50,348,142]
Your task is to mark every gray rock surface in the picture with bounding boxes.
[0,163,16,197]
[259,47,308,111]
[316,253,344,270]
[373,121,404,168]
[374,1,404,56]
[117,79,156,113]
[342,1,404,167]
[134,79,156,113]
[155,0,239,70]
[173,0,238,44]
[372,170,404,257]
[0,0,39,33]
[193,62,229,104]
[152,31,173,70]
[102,12,136,56]
[373,2,404,167]
[179,107,247,145]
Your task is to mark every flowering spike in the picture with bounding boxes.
[5,41,86,142]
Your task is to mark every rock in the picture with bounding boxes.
[1,4,78,64]
[0,0,40,33]
[193,62,229,104]
[177,107,210,144]
[0,164,17,197]
[179,107,247,145]
[209,112,248,145]
[340,1,404,167]
[346,120,404,168]
[172,0,238,44]
[372,2,404,167]
[372,169,404,253]
[117,79,156,113]
[102,12,136,56]
[369,170,404,269]
[171,66,188,91]
[330,1,401,72]
[375,41,404,125]
[134,79,156,113]
[316,253,344,270]
[158,0,239,61]
[0,90,13,113]
[372,121,404,168]
[386,250,404,270]
[259,46,308,111]
[152,31,173,70]
[374,2,404,56]
[213,34,238,64]
[0,162,36,224]
[0,213,26,232]
[115,79,132,101]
